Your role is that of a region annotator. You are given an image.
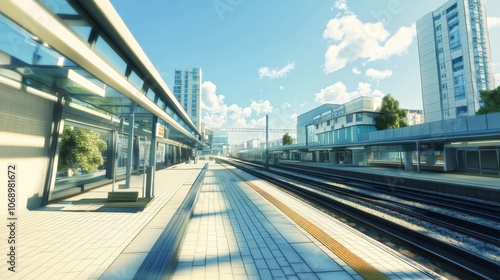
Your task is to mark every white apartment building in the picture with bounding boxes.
[247,139,261,149]
[173,67,202,130]
[417,0,494,123]
[405,109,425,126]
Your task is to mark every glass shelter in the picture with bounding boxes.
[0,1,206,210]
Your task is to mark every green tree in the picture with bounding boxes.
[476,86,500,115]
[375,94,408,130]
[282,132,293,145]
[58,126,107,175]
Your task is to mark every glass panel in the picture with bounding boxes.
[41,0,78,15]
[346,114,353,123]
[94,36,127,74]
[146,88,156,101]
[0,15,66,66]
[55,125,109,190]
[356,113,363,122]
[128,70,143,90]
[157,99,165,110]
[70,25,92,43]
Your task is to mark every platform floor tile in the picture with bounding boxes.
[172,164,354,280]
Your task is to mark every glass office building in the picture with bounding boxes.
[173,67,202,131]
[297,97,381,146]
[417,0,494,122]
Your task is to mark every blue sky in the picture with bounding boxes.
[111,0,500,143]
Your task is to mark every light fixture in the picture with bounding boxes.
[67,69,105,97]
[468,140,500,145]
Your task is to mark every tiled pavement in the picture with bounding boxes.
[172,163,439,280]
[0,161,442,279]
[0,162,207,280]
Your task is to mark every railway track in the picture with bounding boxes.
[218,157,500,280]
[278,162,500,223]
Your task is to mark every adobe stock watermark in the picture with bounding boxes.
[370,0,404,25]
[213,0,243,21]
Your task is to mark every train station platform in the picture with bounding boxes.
[0,161,442,279]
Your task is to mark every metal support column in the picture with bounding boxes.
[42,94,65,207]
[146,116,157,198]
[122,104,135,189]
[416,142,421,173]
[265,114,269,169]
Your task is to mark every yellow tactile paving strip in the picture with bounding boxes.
[229,168,389,280]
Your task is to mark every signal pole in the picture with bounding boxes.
[266,114,269,169]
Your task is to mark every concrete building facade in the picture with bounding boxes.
[417,0,494,122]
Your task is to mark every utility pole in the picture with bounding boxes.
[266,114,269,169]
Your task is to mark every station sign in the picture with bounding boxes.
[156,123,165,138]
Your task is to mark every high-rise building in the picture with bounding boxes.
[173,67,202,130]
[416,0,494,123]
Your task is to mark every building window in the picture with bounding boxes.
[452,56,463,72]
[454,74,466,100]
[449,30,461,52]
[442,83,447,89]
[456,106,468,115]
[435,24,442,32]
[326,120,330,126]
[346,114,353,124]
[447,12,458,22]
[448,21,459,31]
[446,3,457,14]
[356,113,363,122]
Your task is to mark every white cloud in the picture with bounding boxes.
[250,116,267,127]
[495,73,500,87]
[488,16,500,28]
[315,81,383,104]
[365,68,393,80]
[259,63,295,79]
[352,67,361,75]
[291,113,298,121]
[279,85,284,90]
[202,81,265,128]
[201,81,225,112]
[323,13,416,73]
[201,83,295,143]
[334,0,348,12]
[250,100,273,115]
